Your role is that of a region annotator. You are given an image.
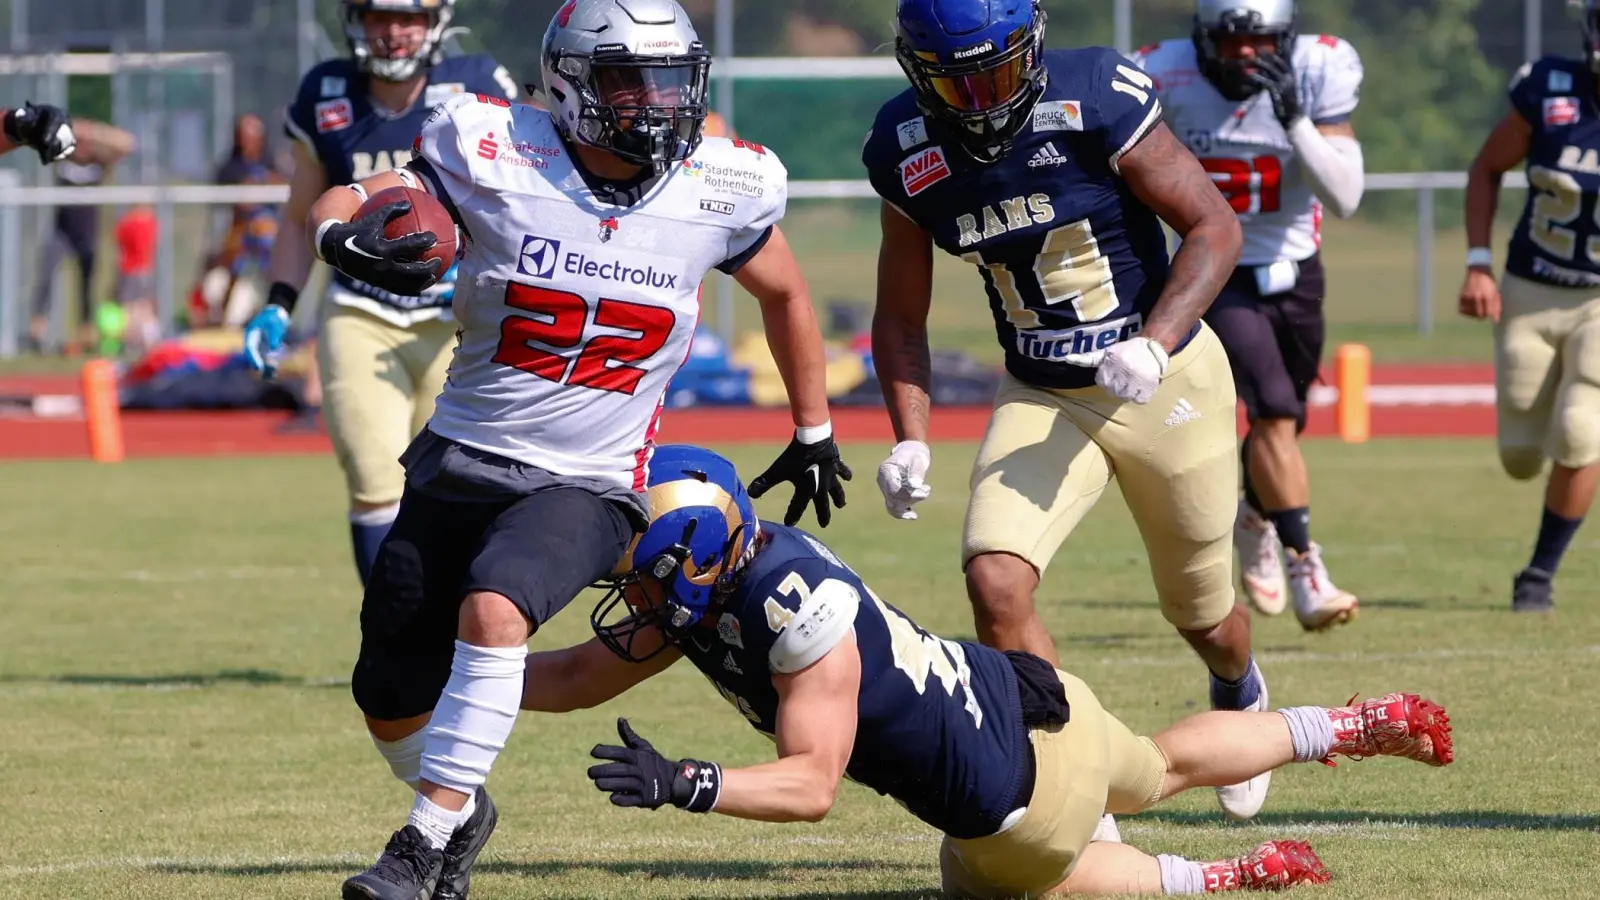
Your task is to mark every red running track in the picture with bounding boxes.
[0,364,1498,461]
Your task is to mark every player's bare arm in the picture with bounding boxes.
[732,225,832,431]
[1460,110,1533,321]
[264,142,330,296]
[1120,122,1243,352]
[519,635,682,714]
[586,633,862,824]
[870,201,935,445]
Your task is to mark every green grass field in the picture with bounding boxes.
[2,439,1597,899]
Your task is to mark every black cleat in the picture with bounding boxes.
[1512,567,1554,613]
[342,824,444,900]
[434,787,498,900]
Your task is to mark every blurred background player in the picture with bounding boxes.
[112,204,161,357]
[207,114,288,326]
[243,0,519,589]
[516,445,1455,898]
[25,117,136,355]
[1136,0,1364,631]
[1459,1,1600,613]
[865,0,1269,820]
[0,101,75,162]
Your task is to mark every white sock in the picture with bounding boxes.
[350,503,400,527]
[373,728,427,788]
[1158,855,1206,894]
[408,792,471,851]
[1278,706,1336,762]
[418,640,527,794]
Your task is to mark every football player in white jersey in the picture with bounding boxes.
[1135,0,1365,631]
[301,2,850,898]
[0,102,75,163]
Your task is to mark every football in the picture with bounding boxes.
[355,184,460,273]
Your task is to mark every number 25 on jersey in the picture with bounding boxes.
[492,283,676,395]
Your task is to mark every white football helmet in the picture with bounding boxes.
[1193,0,1297,101]
[343,0,455,83]
[540,0,711,175]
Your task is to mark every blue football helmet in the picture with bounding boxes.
[894,0,1049,163]
[592,445,760,662]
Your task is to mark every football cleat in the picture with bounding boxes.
[1286,543,1358,632]
[1213,662,1271,821]
[1325,692,1454,767]
[342,824,444,900]
[434,787,498,900]
[1511,567,1554,613]
[1234,500,1287,615]
[1198,840,1332,891]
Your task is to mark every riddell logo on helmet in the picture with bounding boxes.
[952,39,996,60]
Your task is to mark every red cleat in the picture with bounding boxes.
[1326,692,1454,766]
[1200,840,1332,891]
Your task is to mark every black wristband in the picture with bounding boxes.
[267,281,300,314]
[671,759,722,813]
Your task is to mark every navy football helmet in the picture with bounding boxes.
[343,0,455,83]
[1192,0,1296,102]
[894,0,1048,164]
[592,445,760,662]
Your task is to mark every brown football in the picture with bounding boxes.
[355,184,460,272]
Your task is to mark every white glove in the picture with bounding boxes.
[1095,337,1170,405]
[876,440,932,520]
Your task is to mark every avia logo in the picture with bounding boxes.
[517,235,562,279]
[1028,142,1070,168]
[900,146,951,196]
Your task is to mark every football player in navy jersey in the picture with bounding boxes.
[515,445,1454,898]
[1459,3,1600,614]
[244,0,518,589]
[862,0,1272,821]
[0,102,75,163]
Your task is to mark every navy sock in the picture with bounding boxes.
[350,519,393,588]
[1529,507,1584,575]
[1241,435,1266,514]
[1270,507,1311,554]
[1209,657,1262,710]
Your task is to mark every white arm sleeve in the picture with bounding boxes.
[410,93,482,211]
[769,577,860,675]
[1288,117,1365,219]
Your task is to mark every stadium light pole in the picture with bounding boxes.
[147,0,176,335]
[298,0,317,84]
[714,0,736,348]
[1114,0,1132,54]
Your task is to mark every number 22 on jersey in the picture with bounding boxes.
[492,282,676,395]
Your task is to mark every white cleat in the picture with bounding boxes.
[1234,500,1287,615]
[1287,542,1359,632]
[1215,663,1272,821]
[1091,814,1122,843]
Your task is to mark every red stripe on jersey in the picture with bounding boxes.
[1317,34,1340,48]
[632,303,703,493]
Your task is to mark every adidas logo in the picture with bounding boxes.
[1028,142,1069,168]
[1165,398,1202,427]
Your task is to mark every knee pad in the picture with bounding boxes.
[351,651,453,722]
[1498,446,1546,481]
[1553,383,1600,468]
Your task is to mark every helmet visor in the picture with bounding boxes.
[913,25,1033,114]
[592,61,707,112]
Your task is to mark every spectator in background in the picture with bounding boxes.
[113,204,160,357]
[209,114,286,324]
[26,118,136,355]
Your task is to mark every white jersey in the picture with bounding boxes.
[412,93,785,491]
[1134,34,1363,266]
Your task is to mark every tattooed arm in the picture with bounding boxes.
[1119,122,1243,352]
[871,200,935,443]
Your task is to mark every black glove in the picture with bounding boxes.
[748,429,852,528]
[317,201,443,296]
[587,718,722,813]
[1247,52,1302,129]
[4,102,75,164]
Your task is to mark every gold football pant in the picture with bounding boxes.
[962,322,1240,631]
[1495,274,1600,478]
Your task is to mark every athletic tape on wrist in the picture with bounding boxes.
[796,421,833,445]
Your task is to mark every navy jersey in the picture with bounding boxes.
[1507,56,1600,288]
[284,55,517,314]
[863,47,1191,389]
[678,523,1031,840]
